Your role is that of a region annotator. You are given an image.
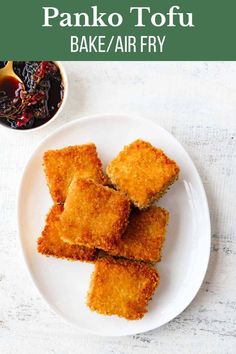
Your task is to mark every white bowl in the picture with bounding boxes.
[0,61,68,132]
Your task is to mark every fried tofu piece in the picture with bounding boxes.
[37,204,97,262]
[60,177,130,251]
[106,139,180,209]
[87,257,159,320]
[43,144,105,203]
[108,206,169,262]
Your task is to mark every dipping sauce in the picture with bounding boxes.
[0,61,64,129]
[0,76,22,99]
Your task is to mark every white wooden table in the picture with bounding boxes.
[0,62,235,354]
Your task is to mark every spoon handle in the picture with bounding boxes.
[5,61,13,71]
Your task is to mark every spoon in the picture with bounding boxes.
[0,61,25,98]
[0,61,26,119]
[0,61,23,84]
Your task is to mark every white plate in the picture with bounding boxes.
[18,115,211,336]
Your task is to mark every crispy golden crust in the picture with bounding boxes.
[43,144,105,203]
[106,139,180,209]
[60,177,130,251]
[87,257,159,320]
[107,206,169,262]
[37,204,97,262]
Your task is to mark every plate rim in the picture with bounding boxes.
[17,114,211,336]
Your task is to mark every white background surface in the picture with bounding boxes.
[0,62,235,353]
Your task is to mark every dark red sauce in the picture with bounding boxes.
[0,76,21,99]
[0,61,64,129]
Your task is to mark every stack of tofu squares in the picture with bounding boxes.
[38,139,179,320]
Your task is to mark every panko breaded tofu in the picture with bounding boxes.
[87,257,159,320]
[108,206,169,262]
[43,144,105,203]
[60,177,130,251]
[37,204,97,262]
[106,139,180,209]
